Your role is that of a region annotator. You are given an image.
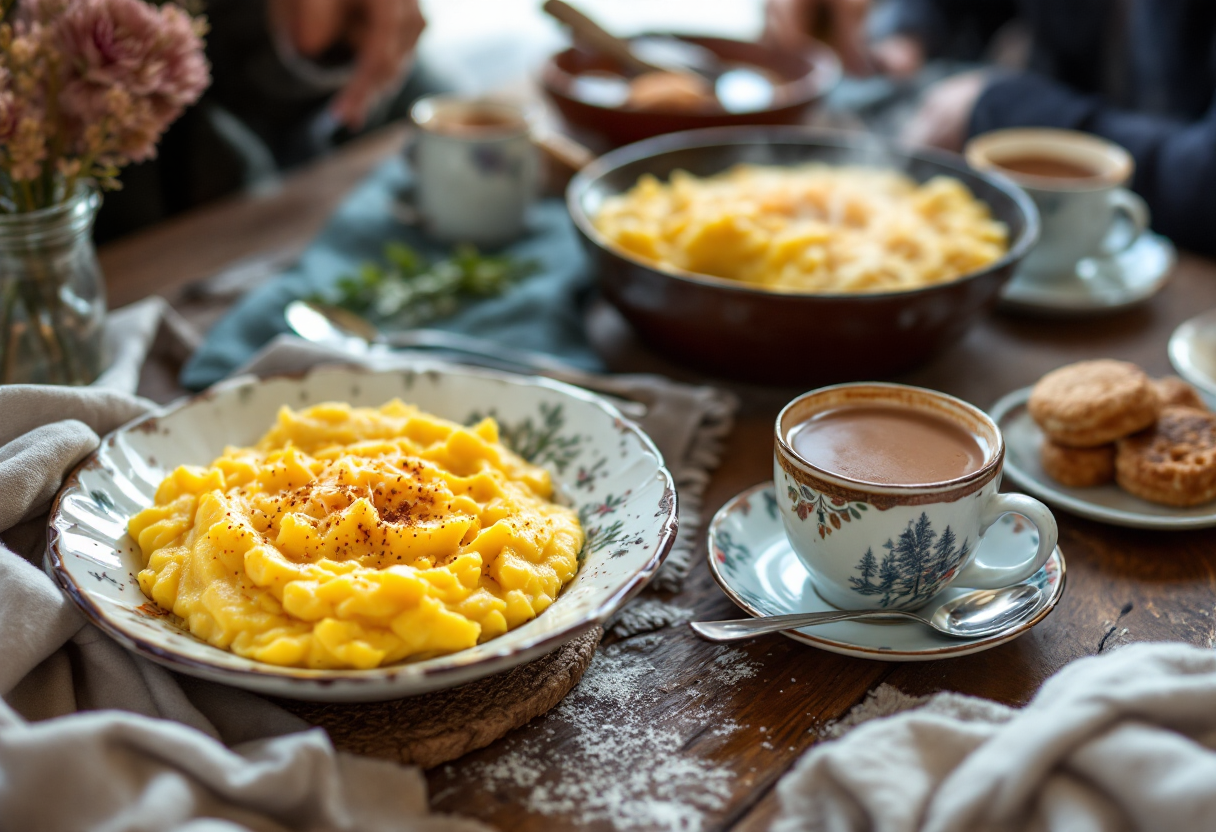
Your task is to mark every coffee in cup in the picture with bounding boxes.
[965,128,1148,278]
[774,383,1058,611]
[409,96,539,248]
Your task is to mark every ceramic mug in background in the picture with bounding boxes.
[965,128,1148,279]
[773,383,1058,611]
[408,96,539,248]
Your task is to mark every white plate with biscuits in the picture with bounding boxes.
[991,361,1216,529]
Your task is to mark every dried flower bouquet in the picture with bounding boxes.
[0,0,209,384]
[0,0,210,210]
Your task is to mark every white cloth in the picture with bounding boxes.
[775,642,1216,832]
[94,296,201,393]
[0,307,489,831]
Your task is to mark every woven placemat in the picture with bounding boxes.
[279,627,603,769]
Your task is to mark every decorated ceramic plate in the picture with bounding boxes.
[706,483,1064,660]
[990,387,1216,529]
[48,364,677,702]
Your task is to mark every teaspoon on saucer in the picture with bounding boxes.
[690,583,1043,642]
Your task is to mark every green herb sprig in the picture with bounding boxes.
[315,243,539,326]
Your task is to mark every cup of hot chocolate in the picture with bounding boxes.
[408,96,539,247]
[774,383,1057,611]
[965,128,1148,279]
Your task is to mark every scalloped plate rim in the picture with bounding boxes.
[46,363,678,701]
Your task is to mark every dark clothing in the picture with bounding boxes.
[885,0,1216,255]
[96,0,435,243]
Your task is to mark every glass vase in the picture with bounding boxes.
[0,189,106,386]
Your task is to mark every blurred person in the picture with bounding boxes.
[96,0,426,241]
[764,0,941,79]
[268,0,426,129]
[764,0,1216,256]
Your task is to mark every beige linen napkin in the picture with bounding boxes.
[0,384,487,832]
[774,642,1216,832]
[0,305,489,832]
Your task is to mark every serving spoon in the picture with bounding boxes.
[542,0,776,113]
[689,583,1043,642]
[283,300,648,419]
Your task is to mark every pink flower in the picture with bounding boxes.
[52,0,209,161]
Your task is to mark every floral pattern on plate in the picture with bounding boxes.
[706,482,1065,661]
[47,364,678,702]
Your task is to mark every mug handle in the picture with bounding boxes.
[951,493,1058,589]
[1098,188,1150,257]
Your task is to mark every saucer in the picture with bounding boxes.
[705,483,1065,661]
[1169,308,1216,401]
[999,231,1176,315]
[990,387,1216,529]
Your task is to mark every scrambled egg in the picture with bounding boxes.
[129,400,583,669]
[593,163,1009,294]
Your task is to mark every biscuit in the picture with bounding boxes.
[1115,407,1216,506]
[1028,360,1159,447]
[1040,440,1116,487]
[1153,376,1207,411]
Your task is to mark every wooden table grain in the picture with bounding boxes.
[101,122,1216,832]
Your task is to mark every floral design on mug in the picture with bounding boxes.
[786,477,869,538]
[848,513,970,608]
[470,146,523,178]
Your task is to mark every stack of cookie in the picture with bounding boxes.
[1028,360,1216,506]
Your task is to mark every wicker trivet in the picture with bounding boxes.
[279,627,603,769]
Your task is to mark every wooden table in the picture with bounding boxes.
[102,122,1216,832]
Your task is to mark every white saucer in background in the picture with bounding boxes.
[999,231,1176,315]
[1169,308,1216,402]
[705,483,1065,661]
[990,387,1216,529]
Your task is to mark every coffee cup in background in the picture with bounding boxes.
[774,383,1058,612]
[965,128,1149,279]
[408,96,539,248]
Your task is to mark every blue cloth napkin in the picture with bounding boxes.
[181,157,603,390]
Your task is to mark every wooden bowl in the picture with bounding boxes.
[566,127,1040,385]
[542,35,841,148]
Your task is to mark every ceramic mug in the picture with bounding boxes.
[965,128,1148,279]
[773,383,1058,611]
[408,96,539,248]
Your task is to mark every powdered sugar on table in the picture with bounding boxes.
[449,636,760,831]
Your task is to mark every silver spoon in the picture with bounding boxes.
[285,300,574,371]
[542,0,776,113]
[690,583,1043,642]
[283,300,648,418]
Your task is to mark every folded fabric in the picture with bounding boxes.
[775,642,1216,832]
[0,385,486,830]
[181,157,602,390]
[95,296,201,394]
